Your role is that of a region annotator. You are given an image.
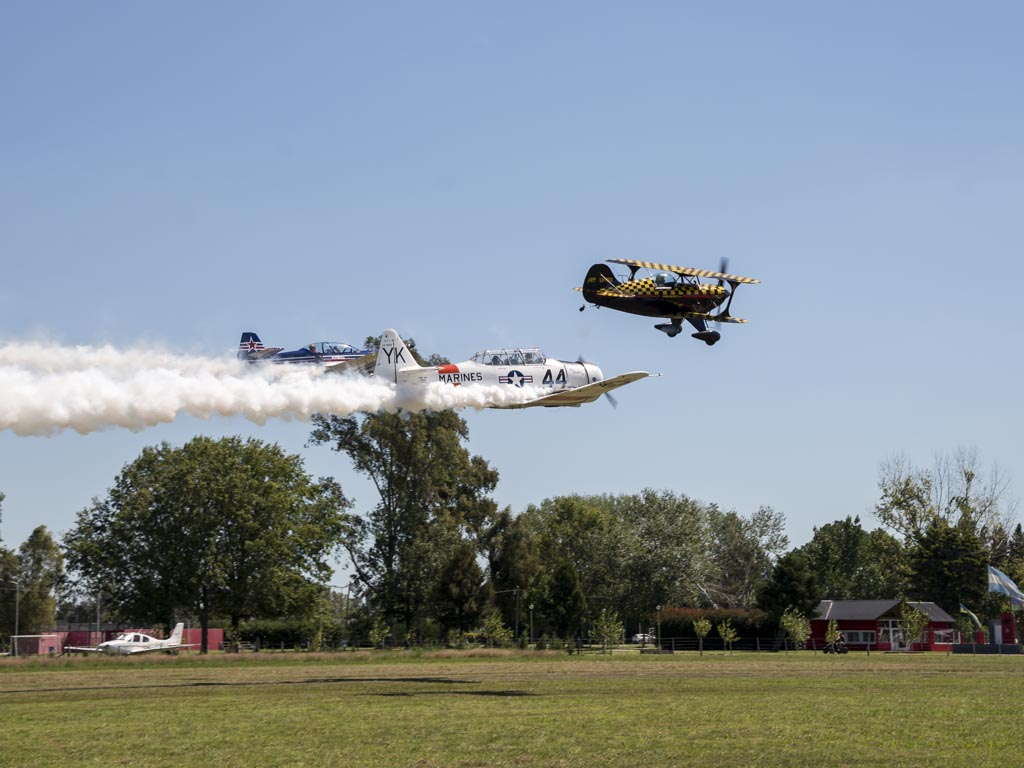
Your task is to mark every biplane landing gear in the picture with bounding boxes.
[691,330,721,346]
[654,321,683,338]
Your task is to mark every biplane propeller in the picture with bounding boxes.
[576,258,760,344]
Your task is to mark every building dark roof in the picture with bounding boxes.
[814,600,955,623]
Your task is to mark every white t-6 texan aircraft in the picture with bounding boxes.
[65,623,195,655]
[374,329,653,408]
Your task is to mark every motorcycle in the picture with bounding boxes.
[822,639,849,654]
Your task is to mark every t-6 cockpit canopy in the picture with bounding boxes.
[470,348,547,366]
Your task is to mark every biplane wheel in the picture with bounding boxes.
[691,330,721,346]
[654,322,682,338]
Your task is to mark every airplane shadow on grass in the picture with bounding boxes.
[2,676,536,697]
[364,690,535,698]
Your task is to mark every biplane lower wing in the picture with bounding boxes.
[492,372,653,409]
[681,311,749,324]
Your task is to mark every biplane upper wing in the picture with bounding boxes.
[492,372,653,410]
[607,258,760,285]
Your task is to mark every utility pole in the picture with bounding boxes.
[3,580,20,657]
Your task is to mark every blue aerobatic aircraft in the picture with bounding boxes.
[237,332,375,373]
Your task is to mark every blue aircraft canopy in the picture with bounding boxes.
[470,348,546,366]
[314,342,362,355]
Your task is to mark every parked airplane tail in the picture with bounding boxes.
[238,331,265,359]
[168,622,184,645]
[374,329,421,383]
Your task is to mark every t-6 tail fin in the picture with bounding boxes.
[374,329,421,383]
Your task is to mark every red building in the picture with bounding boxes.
[812,600,957,652]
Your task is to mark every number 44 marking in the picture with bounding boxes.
[542,369,567,386]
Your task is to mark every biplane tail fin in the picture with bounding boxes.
[374,329,421,383]
[581,263,618,302]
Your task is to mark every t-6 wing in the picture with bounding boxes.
[492,372,653,409]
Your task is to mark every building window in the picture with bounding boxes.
[844,630,876,645]
[932,629,955,644]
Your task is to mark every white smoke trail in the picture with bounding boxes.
[0,342,542,437]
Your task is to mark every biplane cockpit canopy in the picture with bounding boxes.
[654,272,680,287]
[470,348,547,366]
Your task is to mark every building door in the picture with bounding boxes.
[880,619,904,650]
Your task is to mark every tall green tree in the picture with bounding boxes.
[708,505,789,608]
[433,540,487,636]
[597,490,714,623]
[539,557,586,639]
[16,526,64,635]
[908,519,987,613]
[757,550,819,620]
[0,493,22,647]
[0,495,64,642]
[520,496,620,608]
[64,437,349,651]
[481,508,541,631]
[309,406,499,639]
[800,516,907,600]
[875,448,1013,544]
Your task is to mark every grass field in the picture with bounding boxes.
[2,649,1022,767]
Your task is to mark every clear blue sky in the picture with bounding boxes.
[2,2,1022,576]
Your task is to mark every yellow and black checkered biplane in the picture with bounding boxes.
[576,258,760,344]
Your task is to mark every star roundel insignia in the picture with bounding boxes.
[503,370,535,387]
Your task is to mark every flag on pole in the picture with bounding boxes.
[960,603,982,629]
[987,566,1024,607]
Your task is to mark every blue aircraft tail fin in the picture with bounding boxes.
[238,331,265,359]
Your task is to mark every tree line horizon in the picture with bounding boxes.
[1,368,1018,651]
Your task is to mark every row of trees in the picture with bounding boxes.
[61,437,349,651]
[0,344,1017,650]
[0,492,65,646]
[760,448,1021,628]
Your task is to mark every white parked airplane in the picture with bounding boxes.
[66,622,195,655]
[374,329,653,408]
